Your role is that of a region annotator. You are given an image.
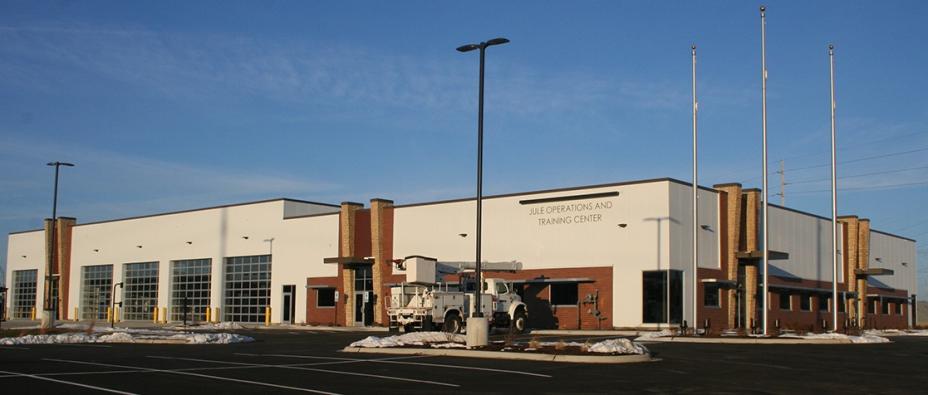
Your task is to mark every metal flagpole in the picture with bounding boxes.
[829,43,839,332]
[691,44,699,334]
[760,5,770,336]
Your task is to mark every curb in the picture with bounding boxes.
[340,346,653,364]
[529,330,641,336]
[635,336,889,345]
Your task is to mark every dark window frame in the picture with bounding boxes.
[316,288,336,308]
[549,283,579,306]
[779,292,792,311]
[703,283,721,308]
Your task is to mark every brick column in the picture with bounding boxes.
[742,189,760,329]
[370,198,394,326]
[340,202,363,326]
[839,216,859,324]
[56,217,76,320]
[858,219,871,327]
[714,183,743,329]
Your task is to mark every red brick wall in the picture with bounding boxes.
[306,276,339,326]
[697,268,729,335]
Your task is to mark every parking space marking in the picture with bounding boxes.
[0,346,31,350]
[253,353,553,378]
[0,369,138,394]
[55,344,114,348]
[44,358,341,394]
[148,356,460,388]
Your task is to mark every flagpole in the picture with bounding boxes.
[692,44,699,334]
[829,43,839,332]
[760,5,770,336]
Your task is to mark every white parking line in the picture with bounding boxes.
[148,355,460,387]
[44,358,341,394]
[245,353,553,378]
[0,369,138,394]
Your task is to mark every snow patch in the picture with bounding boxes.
[349,331,465,348]
[865,329,928,337]
[0,330,253,345]
[587,338,650,354]
[779,332,890,343]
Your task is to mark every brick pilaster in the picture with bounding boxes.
[340,202,363,326]
[714,183,743,329]
[370,198,394,326]
[858,218,871,327]
[839,216,860,323]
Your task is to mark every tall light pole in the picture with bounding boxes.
[43,161,74,329]
[691,44,699,334]
[760,5,770,336]
[829,44,839,332]
[457,37,508,347]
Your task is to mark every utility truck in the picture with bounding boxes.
[387,256,528,334]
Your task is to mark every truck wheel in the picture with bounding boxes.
[511,309,527,334]
[443,313,463,334]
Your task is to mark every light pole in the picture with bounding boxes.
[457,36,508,347]
[43,161,74,329]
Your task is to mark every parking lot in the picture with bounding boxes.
[1,330,926,394]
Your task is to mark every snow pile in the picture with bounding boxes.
[865,329,928,337]
[349,331,465,348]
[586,338,650,355]
[634,329,674,341]
[780,332,890,344]
[430,342,467,349]
[0,330,253,345]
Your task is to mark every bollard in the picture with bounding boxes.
[205,306,211,323]
[161,307,168,324]
[213,307,220,323]
[153,307,159,323]
[74,307,79,321]
[106,307,113,323]
[31,307,36,320]
[264,306,272,326]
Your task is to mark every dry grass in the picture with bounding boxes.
[554,340,568,351]
[527,336,540,349]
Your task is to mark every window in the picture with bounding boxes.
[881,300,890,315]
[818,295,830,312]
[495,281,509,295]
[11,269,37,319]
[316,288,336,307]
[779,292,791,311]
[224,255,272,322]
[550,283,578,306]
[896,302,904,315]
[868,299,876,314]
[171,259,212,321]
[642,270,683,324]
[122,262,158,320]
[703,283,720,308]
[838,294,846,313]
[799,293,812,312]
[80,265,113,320]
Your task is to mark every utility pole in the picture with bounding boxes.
[760,5,770,336]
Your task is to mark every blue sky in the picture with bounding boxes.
[1,1,926,292]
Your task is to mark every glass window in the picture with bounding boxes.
[881,300,890,315]
[818,295,830,312]
[550,283,578,306]
[122,262,159,321]
[11,269,38,319]
[171,259,211,321]
[799,293,812,312]
[896,301,903,315]
[779,292,791,311]
[80,265,113,320]
[495,282,509,295]
[868,299,876,314]
[354,265,372,292]
[838,294,846,313]
[316,288,336,307]
[224,255,271,322]
[703,283,720,308]
[642,270,683,324]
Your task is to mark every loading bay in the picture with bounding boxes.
[1,330,926,394]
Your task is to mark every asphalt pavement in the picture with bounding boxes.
[1,329,926,394]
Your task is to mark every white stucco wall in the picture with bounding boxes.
[393,179,684,328]
[767,205,845,284]
[5,230,46,318]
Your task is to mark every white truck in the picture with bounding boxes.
[387,256,528,334]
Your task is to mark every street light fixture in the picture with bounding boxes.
[456,37,508,321]
[43,161,74,329]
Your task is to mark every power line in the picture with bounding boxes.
[788,180,928,195]
[787,165,928,186]
[784,147,928,173]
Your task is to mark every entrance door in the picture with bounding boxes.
[353,265,374,326]
[282,285,295,324]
